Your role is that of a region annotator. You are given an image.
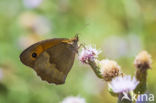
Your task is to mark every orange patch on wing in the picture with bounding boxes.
[31,45,44,60]
[30,37,76,60]
[41,36,77,50]
[42,39,64,50]
[35,45,44,54]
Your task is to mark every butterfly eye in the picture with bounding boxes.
[32,52,37,58]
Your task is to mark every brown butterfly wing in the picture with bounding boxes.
[34,42,77,84]
[20,38,67,68]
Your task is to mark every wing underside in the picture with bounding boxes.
[34,43,76,84]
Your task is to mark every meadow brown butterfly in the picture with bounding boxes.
[20,35,78,85]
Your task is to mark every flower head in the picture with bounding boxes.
[62,96,86,103]
[79,45,101,64]
[109,75,139,93]
[99,59,121,81]
[134,51,152,70]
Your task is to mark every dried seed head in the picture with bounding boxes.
[99,59,121,81]
[134,51,152,70]
[134,51,152,94]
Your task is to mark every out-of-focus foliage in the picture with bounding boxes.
[0,0,155,103]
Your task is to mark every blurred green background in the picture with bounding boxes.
[0,0,155,103]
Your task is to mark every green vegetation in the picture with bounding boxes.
[0,0,155,103]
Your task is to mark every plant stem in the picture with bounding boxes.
[88,59,103,78]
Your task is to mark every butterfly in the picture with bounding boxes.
[20,35,78,85]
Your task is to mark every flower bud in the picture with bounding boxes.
[134,51,152,94]
[134,51,152,70]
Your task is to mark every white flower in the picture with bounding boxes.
[99,59,121,81]
[109,75,139,93]
[79,45,101,64]
[62,96,86,103]
[23,0,43,8]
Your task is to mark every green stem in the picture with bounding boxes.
[88,59,103,78]
[134,69,147,94]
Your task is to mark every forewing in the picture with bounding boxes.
[20,38,67,68]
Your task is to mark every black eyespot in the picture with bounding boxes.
[32,52,37,58]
